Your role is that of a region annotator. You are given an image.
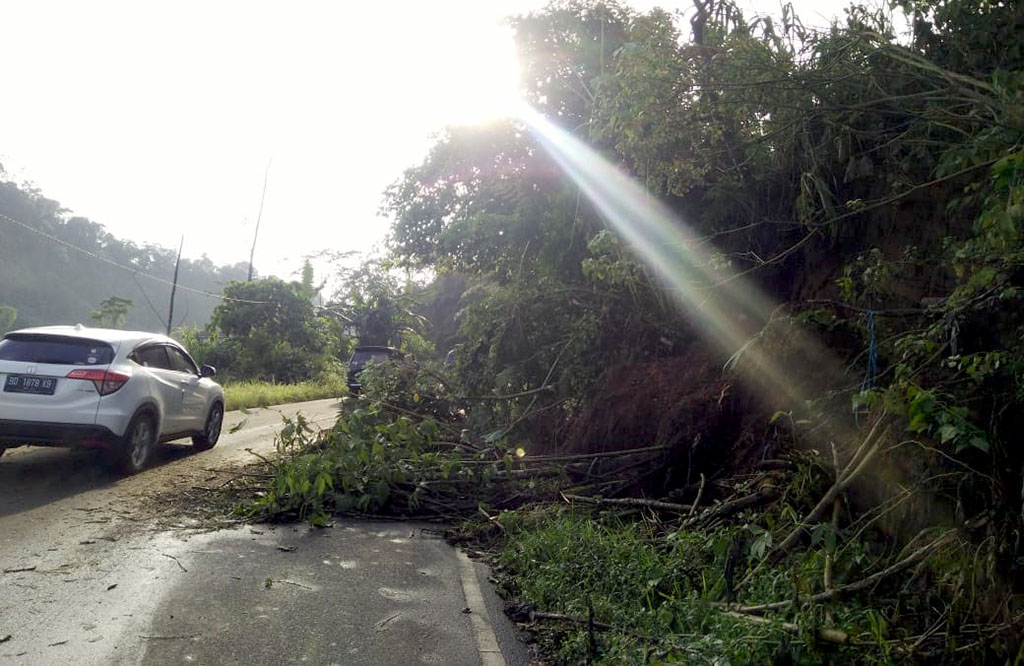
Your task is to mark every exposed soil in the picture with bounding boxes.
[560,348,774,496]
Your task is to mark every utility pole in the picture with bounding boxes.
[167,235,183,335]
[247,160,272,282]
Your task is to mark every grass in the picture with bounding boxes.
[222,377,347,411]
[490,507,884,665]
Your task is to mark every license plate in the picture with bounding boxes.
[3,374,58,395]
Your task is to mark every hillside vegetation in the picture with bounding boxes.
[0,171,249,332]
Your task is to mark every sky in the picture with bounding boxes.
[0,0,859,284]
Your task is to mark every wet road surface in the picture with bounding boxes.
[0,399,527,665]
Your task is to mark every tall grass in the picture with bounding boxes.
[223,378,347,411]
[495,508,880,664]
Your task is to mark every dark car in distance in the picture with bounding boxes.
[346,346,405,395]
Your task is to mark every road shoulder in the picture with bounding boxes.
[137,521,530,665]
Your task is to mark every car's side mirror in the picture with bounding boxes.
[200,364,217,378]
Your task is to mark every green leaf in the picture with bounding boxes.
[938,424,958,444]
[907,412,929,433]
[968,436,990,453]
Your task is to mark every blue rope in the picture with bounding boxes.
[862,309,878,392]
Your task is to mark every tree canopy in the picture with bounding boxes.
[208,277,340,382]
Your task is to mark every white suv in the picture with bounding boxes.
[0,325,224,474]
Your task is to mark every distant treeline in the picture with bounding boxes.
[0,173,249,332]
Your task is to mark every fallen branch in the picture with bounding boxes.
[562,493,691,514]
[533,611,619,632]
[461,385,555,401]
[721,610,849,644]
[742,417,889,586]
[479,507,505,532]
[815,530,955,600]
[531,611,708,660]
[524,445,671,463]
[683,487,780,527]
[797,299,927,318]
[718,530,955,615]
[689,473,706,517]
[378,402,465,437]
[823,443,841,606]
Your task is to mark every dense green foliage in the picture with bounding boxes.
[383,0,1024,551]
[205,278,344,383]
[326,259,425,350]
[0,173,249,331]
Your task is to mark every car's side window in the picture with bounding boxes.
[166,346,198,375]
[134,345,172,370]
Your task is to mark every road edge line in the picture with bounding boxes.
[456,549,506,666]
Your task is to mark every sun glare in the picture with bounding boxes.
[520,105,867,456]
[426,14,523,126]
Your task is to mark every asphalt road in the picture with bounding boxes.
[0,399,528,665]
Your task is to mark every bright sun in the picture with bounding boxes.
[442,24,523,126]
[385,3,525,128]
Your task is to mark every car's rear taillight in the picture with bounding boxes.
[66,369,130,395]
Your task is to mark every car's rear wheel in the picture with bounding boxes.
[192,402,223,451]
[0,447,6,459]
[112,413,156,475]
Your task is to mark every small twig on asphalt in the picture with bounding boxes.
[244,448,273,464]
[2,566,36,574]
[161,553,188,573]
[376,612,402,631]
[139,634,198,640]
[267,578,313,590]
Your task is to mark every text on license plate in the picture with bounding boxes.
[3,375,58,395]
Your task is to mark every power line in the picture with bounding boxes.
[0,210,269,304]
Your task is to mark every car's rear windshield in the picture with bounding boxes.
[0,335,115,365]
[351,350,392,364]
